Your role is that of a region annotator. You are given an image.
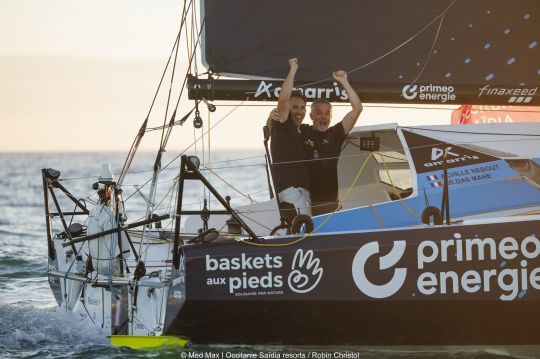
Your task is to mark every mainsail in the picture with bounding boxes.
[191,0,539,105]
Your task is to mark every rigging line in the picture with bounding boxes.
[200,106,208,207]
[158,6,185,150]
[201,163,266,170]
[200,164,258,203]
[123,174,179,189]
[144,0,193,121]
[123,100,242,202]
[208,111,211,198]
[296,0,457,89]
[171,17,206,116]
[154,2,194,148]
[124,106,537,203]
[266,152,379,166]
[409,10,446,86]
[129,7,200,183]
[191,2,199,75]
[161,101,246,172]
[211,103,540,115]
[139,3,196,254]
[165,176,178,222]
[345,142,406,163]
[190,5,195,74]
[377,152,422,221]
[118,119,148,186]
[183,188,269,207]
[194,123,204,211]
[235,152,378,247]
[185,0,192,62]
[140,14,205,146]
[232,198,366,215]
[59,175,96,181]
[123,188,270,213]
[204,154,266,166]
[158,183,177,300]
[64,126,536,187]
[144,106,197,132]
[130,179,179,226]
[233,212,273,232]
[102,154,266,182]
[119,1,192,188]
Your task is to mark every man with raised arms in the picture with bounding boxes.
[304,70,363,216]
[268,58,311,216]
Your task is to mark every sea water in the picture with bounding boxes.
[0,152,530,358]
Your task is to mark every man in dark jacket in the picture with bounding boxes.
[268,58,311,216]
[303,70,363,216]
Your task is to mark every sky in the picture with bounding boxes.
[0,0,454,153]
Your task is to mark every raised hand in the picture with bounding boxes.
[278,58,299,120]
[332,70,348,84]
[333,69,362,134]
[289,58,298,71]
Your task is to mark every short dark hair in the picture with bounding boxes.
[290,90,307,103]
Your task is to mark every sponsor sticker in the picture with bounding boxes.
[402,130,498,173]
[352,233,540,301]
[186,220,540,302]
[402,84,457,103]
[478,85,537,104]
[203,249,323,297]
[254,81,349,100]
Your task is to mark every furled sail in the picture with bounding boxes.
[191,0,539,105]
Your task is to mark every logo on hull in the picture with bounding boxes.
[352,241,407,298]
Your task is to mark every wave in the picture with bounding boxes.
[0,228,42,239]
[0,304,109,357]
[0,302,524,358]
[0,257,46,279]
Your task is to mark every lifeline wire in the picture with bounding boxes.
[233,151,379,247]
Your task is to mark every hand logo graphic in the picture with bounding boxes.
[288,249,323,294]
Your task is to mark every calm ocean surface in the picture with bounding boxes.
[0,152,531,358]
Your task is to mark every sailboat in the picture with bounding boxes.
[43,0,540,348]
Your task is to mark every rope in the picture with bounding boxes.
[131,179,179,223]
[233,152,378,247]
[207,103,540,113]
[144,0,193,122]
[59,125,540,183]
[200,164,257,203]
[230,148,434,247]
[121,101,246,202]
[408,10,446,86]
[295,0,457,88]
[375,153,422,221]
